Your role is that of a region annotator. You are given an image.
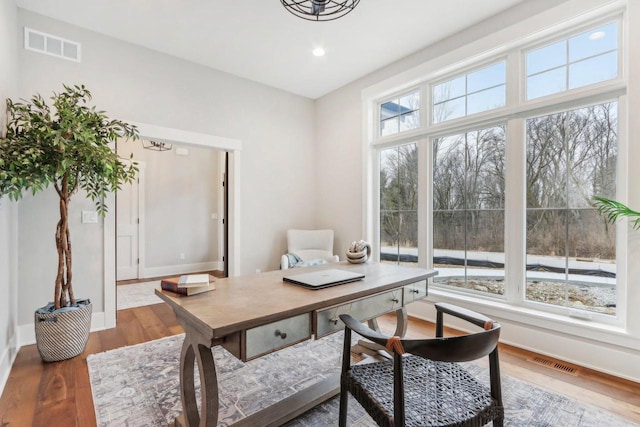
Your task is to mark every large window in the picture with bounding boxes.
[380,144,418,265]
[433,126,505,296]
[372,19,623,321]
[525,102,617,314]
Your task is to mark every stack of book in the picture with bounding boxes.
[160,274,216,296]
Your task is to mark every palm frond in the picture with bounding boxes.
[593,196,640,230]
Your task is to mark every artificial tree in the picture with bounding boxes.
[0,84,138,311]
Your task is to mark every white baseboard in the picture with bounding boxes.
[18,311,107,347]
[0,332,18,397]
[143,261,221,279]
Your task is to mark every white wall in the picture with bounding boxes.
[315,0,640,381]
[0,0,18,396]
[15,9,317,338]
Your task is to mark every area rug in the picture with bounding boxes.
[117,281,163,310]
[87,332,638,427]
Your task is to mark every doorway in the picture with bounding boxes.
[104,122,242,329]
[115,146,227,282]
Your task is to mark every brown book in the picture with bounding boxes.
[160,275,215,296]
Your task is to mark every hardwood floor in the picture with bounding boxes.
[1,305,639,426]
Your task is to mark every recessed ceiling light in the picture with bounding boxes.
[589,31,605,41]
[312,47,326,57]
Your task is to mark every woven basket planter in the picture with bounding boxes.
[34,299,92,362]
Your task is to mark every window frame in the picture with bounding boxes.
[377,88,422,138]
[366,12,627,329]
[523,19,621,102]
[431,60,507,124]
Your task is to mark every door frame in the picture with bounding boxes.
[104,122,242,328]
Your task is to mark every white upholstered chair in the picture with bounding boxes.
[280,229,340,269]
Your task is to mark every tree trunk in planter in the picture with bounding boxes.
[34,299,92,362]
[54,176,76,310]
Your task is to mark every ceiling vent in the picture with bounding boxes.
[24,27,81,62]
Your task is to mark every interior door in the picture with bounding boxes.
[223,152,229,277]
[117,176,139,281]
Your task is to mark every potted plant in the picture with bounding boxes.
[0,84,138,362]
[593,196,640,230]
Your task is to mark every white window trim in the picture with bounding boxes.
[363,0,636,347]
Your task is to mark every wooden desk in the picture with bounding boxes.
[156,262,436,427]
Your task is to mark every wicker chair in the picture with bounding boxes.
[338,303,504,427]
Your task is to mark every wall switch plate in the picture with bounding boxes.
[82,211,98,224]
[176,147,189,156]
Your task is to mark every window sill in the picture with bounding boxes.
[419,287,640,352]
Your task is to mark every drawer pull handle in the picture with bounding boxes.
[391,298,399,303]
[411,289,420,294]
[330,318,339,325]
[275,330,287,339]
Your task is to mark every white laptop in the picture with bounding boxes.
[283,269,365,290]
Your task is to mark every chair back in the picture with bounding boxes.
[403,326,500,362]
[287,229,334,260]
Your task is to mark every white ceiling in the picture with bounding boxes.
[16,0,526,99]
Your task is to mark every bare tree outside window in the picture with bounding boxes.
[432,126,506,295]
[525,102,617,315]
[380,144,418,265]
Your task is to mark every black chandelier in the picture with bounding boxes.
[142,140,172,152]
[281,0,360,22]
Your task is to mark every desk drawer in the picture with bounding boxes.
[315,289,403,337]
[403,280,428,304]
[245,313,311,360]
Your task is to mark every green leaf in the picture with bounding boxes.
[593,196,640,230]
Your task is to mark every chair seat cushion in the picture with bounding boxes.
[343,355,503,427]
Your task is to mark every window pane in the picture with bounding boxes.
[569,52,618,90]
[568,209,615,261]
[433,126,505,297]
[380,117,398,136]
[380,92,421,137]
[527,40,566,75]
[433,97,465,123]
[526,209,567,258]
[467,127,506,209]
[569,22,617,62]
[434,135,465,210]
[399,91,420,111]
[467,86,505,115]
[380,211,400,263]
[399,111,419,132]
[468,62,505,92]
[526,114,567,209]
[567,103,618,208]
[527,67,567,100]
[433,76,465,104]
[380,101,399,120]
[525,102,618,316]
[526,23,618,101]
[380,144,419,267]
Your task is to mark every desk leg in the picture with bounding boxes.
[172,314,221,427]
[354,307,408,356]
